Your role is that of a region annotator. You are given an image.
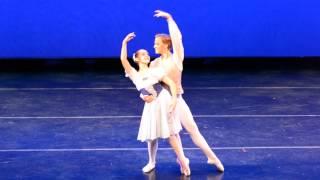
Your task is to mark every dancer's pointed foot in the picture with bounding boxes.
[176,157,191,176]
[208,158,224,172]
[142,162,155,173]
[182,158,191,176]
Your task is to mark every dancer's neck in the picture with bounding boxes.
[160,52,172,61]
[138,63,148,73]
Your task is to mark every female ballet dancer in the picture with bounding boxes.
[142,10,224,172]
[120,32,191,175]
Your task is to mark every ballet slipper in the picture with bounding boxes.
[207,158,224,172]
[142,162,155,173]
[176,157,191,176]
[182,158,191,176]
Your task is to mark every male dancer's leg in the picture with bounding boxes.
[176,96,224,171]
[168,134,191,176]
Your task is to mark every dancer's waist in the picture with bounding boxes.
[139,83,163,96]
[161,83,184,95]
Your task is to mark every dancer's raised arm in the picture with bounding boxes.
[120,32,136,74]
[154,10,184,65]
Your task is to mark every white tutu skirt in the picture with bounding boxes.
[137,89,182,142]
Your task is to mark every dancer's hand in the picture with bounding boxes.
[154,10,172,20]
[122,32,135,44]
[143,95,155,103]
[169,98,177,114]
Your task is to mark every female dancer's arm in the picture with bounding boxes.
[120,32,136,74]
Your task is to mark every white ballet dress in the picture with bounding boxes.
[126,67,182,142]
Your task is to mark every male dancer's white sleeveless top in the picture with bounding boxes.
[150,18,184,95]
[150,56,183,95]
